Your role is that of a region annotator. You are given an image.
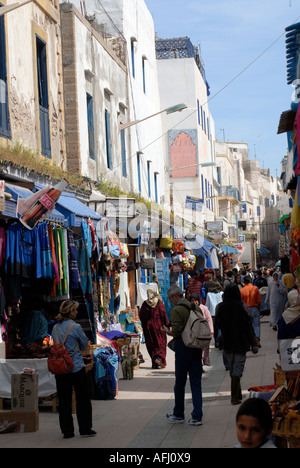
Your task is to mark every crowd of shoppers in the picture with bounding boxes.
[158,263,299,428]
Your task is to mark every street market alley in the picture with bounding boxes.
[0,320,279,449]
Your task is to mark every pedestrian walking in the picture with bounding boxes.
[265,272,286,330]
[53,300,96,439]
[223,271,235,289]
[215,284,258,405]
[240,276,262,347]
[162,285,203,425]
[234,274,244,291]
[139,287,169,368]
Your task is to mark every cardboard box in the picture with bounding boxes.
[11,373,38,412]
[0,410,39,432]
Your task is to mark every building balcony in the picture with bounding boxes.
[218,185,241,203]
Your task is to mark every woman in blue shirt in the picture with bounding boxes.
[53,300,96,439]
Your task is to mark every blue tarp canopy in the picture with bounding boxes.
[184,234,216,257]
[258,248,269,254]
[221,245,239,254]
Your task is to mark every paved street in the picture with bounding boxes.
[0,319,279,449]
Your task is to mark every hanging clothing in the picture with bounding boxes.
[36,222,53,279]
[75,238,93,298]
[81,221,92,258]
[67,230,81,290]
[48,225,60,285]
[0,227,6,266]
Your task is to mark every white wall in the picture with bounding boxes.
[71,9,130,190]
[157,54,216,226]
[66,0,166,202]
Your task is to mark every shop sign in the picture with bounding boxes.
[206,221,223,231]
[209,231,222,239]
[185,196,204,212]
[279,338,300,371]
[105,197,136,218]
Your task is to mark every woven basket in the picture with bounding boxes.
[274,369,286,387]
[273,411,300,439]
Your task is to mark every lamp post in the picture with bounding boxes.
[119,103,187,131]
[0,0,33,15]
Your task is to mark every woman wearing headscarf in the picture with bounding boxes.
[265,272,287,330]
[139,288,170,368]
[278,289,300,339]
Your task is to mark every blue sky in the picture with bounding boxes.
[145,0,300,177]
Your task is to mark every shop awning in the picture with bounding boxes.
[221,245,239,254]
[258,248,269,254]
[277,110,296,134]
[5,184,66,224]
[34,183,102,227]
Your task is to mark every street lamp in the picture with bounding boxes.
[119,103,187,131]
[0,0,33,15]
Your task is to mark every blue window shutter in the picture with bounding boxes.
[120,128,127,177]
[86,93,95,160]
[0,11,10,138]
[105,109,112,169]
[147,161,151,197]
[154,173,158,203]
[36,36,51,157]
[142,57,146,93]
[131,39,135,78]
[137,153,141,193]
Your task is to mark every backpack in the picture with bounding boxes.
[47,323,79,375]
[181,303,212,349]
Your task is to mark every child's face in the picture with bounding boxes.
[237,415,270,448]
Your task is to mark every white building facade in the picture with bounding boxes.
[66,0,166,203]
[155,37,217,229]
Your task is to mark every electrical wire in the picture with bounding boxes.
[102,12,300,177]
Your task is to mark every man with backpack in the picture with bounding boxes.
[162,285,204,426]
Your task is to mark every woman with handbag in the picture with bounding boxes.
[139,288,170,369]
[53,300,96,439]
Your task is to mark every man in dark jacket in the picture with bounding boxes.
[215,283,258,405]
[162,285,203,426]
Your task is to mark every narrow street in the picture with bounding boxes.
[0,319,279,449]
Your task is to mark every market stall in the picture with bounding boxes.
[0,181,141,407]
